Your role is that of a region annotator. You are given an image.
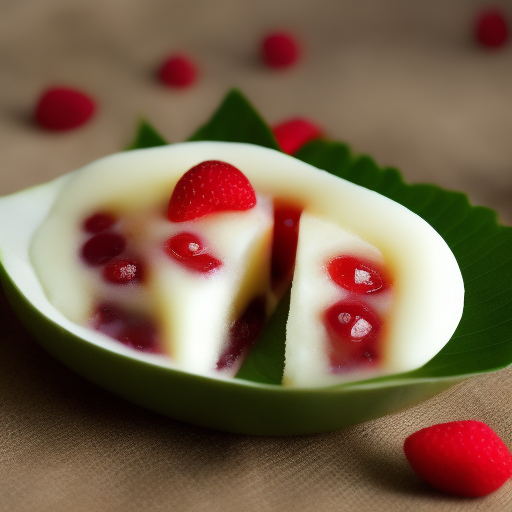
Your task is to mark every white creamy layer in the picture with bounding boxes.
[27,142,465,386]
[284,212,394,387]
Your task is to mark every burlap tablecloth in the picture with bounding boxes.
[1,1,511,510]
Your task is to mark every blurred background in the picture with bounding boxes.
[1,0,511,222]
[1,2,511,511]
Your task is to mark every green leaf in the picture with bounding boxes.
[188,89,281,150]
[235,291,290,385]
[126,119,169,150]
[294,139,512,382]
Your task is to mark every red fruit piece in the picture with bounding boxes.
[93,303,161,353]
[271,202,303,289]
[34,87,96,131]
[216,296,266,370]
[272,118,323,155]
[81,232,126,266]
[82,212,117,234]
[158,54,197,88]
[324,301,382,370]
[404,420,512,497]
[327,255,388,294]
[475,9,508,48]
[103,257,144,284]
[261,31,300,69]
[168,160,257,222]
[164,232,222,273]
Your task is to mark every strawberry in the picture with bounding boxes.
[168,160,257,222]
[34,86,96,131]
[404,420,512,497]
[272,118,323,155]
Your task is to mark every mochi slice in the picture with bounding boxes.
[284,211,463,387]
[149,196,274,376]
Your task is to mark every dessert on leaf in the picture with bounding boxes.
[27,141,464,385]
[2,90,509,435]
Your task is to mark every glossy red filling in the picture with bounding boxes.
[163,232,222,273]
[103,257,144,284]
[324,301,382,370]
[81,232,126,266]
[327,255,388,294]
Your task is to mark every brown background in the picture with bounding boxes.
[1,1,511,511]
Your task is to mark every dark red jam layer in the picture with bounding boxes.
[270,202,302,290]
[216,296,266,370]
[93,302,163,353]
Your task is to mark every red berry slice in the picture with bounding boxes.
[327,256,388,294]
[82,212,117,234]
[261,31,300,69]
[216,296,266,370]
[103,258,144,284]
[475,9,508,49]
[404,420,512,497]
[158,54,197,88]
[81,232,126,266]
[272,118,323,155]
[168,160,257,222]
[324,301,382,369]
[93,303,161,353]
[271,202,302,289]
[164,232,222,273]
[34,87,96,131]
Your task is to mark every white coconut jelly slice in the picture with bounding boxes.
[23,141,464,384]
[149,199,273,376]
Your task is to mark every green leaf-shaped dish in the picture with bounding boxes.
[1,89,510,435]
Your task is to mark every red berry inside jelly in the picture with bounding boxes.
[216,296,266,370]
[163,232,222,273]
[327,256,388,294]
[271,203,302,289]
[93,303,161,353]
[82,212,117,234]
[324,301,382,370]
[81,233,126,266]
[103,258,144,284]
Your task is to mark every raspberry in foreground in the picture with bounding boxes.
[474,9,508,48]
[404,420,512,497]
[158,54,197,88]
[261,31,300,69]
[272,118,323,154]
[34,87,96,131]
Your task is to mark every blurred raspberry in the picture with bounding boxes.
[261,31,300,69]
[272,118,323,154]
[158,54,197,88]
[475,9,508,48]
[34,87,96,131]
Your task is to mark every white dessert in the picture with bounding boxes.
[26,142,464,386]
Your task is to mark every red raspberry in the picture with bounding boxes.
[272,118,323,154]
[34,87,96,131]
[158,54,197,88]
[474,9,508,48]
[404,420,512,497]
[261,31,300,69]
[168,160,256,222]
